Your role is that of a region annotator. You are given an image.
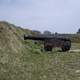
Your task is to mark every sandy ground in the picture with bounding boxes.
[69,49,80,53]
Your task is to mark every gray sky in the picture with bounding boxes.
[0,0,80,33]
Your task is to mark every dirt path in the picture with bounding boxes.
[69,49,80,53]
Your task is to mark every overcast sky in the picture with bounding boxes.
[0,0,80,33]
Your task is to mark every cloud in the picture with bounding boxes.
[0,0,80,33]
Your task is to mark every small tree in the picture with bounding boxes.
[43,30,51,35]
[77,28,80,34]
[32,30,41,35]
[55,32,58,35]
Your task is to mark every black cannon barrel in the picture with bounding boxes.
[24,35,50,41]
[24,35,70,41]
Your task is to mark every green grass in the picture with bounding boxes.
[0,43,80,80]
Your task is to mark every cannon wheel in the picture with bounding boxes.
[44,46,52,51]
[61,41,71,52]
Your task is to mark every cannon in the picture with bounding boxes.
[24,34,71,52]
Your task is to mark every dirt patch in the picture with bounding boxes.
[69,49,80,53]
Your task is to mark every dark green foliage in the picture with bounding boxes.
[77,28,80,34]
